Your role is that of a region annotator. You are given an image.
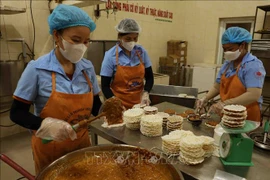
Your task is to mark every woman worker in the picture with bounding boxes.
[9,4,102,174]
[197,27,266,122]
[100,18,154,109]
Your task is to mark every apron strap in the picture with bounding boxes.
[82,71,93,91]
[223,62,242,77]
[116,44,144,65]
[236,63,242,73]
[52,72,56,91]
[136,51,144,64]
[223,63,231,75]
[116,45,119,65]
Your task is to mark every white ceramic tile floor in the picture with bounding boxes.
[0,131,112,180]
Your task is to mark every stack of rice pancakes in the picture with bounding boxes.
[140,115,163,137]
[156,112,170,128]
[161,130,194,156]
[167,115,184,132]
[221,105,247,128]
[143,106,158,115]
[123,108,144,130]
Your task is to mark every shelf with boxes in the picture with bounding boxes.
[251,5,270,99]
[159,40,188,86]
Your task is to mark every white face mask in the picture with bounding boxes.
[223,49,241,61]
[59,37,87,63]
[121,40,136,51]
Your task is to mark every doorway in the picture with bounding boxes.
[217,17,255,64]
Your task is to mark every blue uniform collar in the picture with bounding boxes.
[117,43,140,54]
[35,49,91,78]
[226,52,256,68]
[241,52,256,64]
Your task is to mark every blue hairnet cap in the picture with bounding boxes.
[48,4,96,34]
[222,27,252,44]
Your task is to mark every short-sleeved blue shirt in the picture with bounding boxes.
[14,50,100,116]
[100,44,152,77]
[216,52,266,104]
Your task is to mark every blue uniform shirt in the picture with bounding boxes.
[216,52,266,104]
[14,50,100,116]
[100,44,152,77]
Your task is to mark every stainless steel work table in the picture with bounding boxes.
[89,102,270,180]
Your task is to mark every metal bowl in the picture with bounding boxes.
[36,144,184,180]
[249,132,270,150]
[187,114,202,126]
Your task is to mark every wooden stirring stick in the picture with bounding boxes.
[77,112,106,127]
[42,112,106,144]
[42,97,124,144]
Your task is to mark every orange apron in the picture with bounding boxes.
[111,45,145,109]
[32,71,93,174]
[220,63,261,122]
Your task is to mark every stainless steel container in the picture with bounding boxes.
[36,144,184,180]
[150,84,198,108]
[0,60,25,111]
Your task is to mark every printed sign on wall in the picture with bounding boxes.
[106,1,173,20]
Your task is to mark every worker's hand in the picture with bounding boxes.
[195,97,207,114]
[36,117,77,142]
[140,91,151,106]
[207,101,225,116]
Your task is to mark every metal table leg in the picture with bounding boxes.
[90,131,98,145]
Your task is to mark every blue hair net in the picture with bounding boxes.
[222,27,252,44]
[48,4,96,34]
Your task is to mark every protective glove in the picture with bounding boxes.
[195,97,207,114]
[207,101,225,116]
[36,117,77,142]
[140,91,151,106]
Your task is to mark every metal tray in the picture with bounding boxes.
[149,84,198,108]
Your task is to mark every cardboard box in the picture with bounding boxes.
[159,56,168,66]
[168,54,187,64]
[167,54,179,65]
[175,49,187,57]
[167,40,188,56]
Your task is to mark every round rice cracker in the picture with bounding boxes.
[180,136,204,149]
[140,125,162,137]
[223,105,246,113]
[162,146,180,155]
[222,122,245,128]
[169,130,194,138]
[222,118,245,124]
[223,110,247,117]
[180,148,205,158]
[162,142,180,149]
[167,115,184,123]
[200,136,215,145]
[203,152,213,158]
[180,145,204,152]
[222,115,246,121]
[222,119,245,128]
[202,144,215,152]
[178,152,204,165]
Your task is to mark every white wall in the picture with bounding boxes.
[175,1,268,65]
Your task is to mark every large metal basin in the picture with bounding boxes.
[36,144,184,180]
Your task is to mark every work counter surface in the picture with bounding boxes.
[89,102,270,180]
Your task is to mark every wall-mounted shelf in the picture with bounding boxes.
[254,31,270,34]
[0,5,26,15]
[257,5,270,12]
